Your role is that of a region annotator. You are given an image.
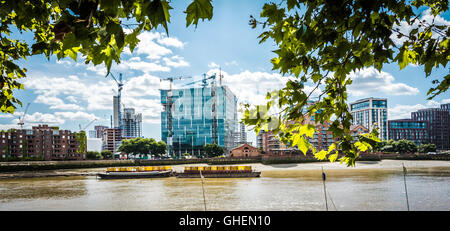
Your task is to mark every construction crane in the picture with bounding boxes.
[160,76,192,158]
[79,118,98,131]
[17,103,31,129]
[107,72,124,131]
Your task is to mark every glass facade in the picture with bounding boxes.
[349,98,388,140]
[388,120,429,145]
[161,86,238,157]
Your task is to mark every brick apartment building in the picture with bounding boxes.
[0,125,83,160]
[256,102,370,155]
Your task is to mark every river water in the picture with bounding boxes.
[0,161,449,211]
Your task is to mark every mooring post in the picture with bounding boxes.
[322,166,328,211]
[402,163,410,211]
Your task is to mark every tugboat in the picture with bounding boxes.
[97,166,172,179]
[175,165,261,178]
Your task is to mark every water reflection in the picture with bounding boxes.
[0,177,87,202]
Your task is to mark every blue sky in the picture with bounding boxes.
[1,1,449,145]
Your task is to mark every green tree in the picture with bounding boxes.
[0,0,213,113]
[203,143,224,158]
[244,0,449,166]
[117,137,166,159]
[418,143,437,153]
[86,151,101,160]
[101,150,113,159]
[394,139,417,153]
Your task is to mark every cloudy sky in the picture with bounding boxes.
[1,1,449,145]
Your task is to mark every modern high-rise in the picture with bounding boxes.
[411,106,449,150]
[161,85,238,157]
[122,108,142,138]
[113,96,120,128]
[349,98,388,140]
[239,123,247,143]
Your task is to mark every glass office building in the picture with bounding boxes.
[388,119,429,145]
[411,106,450,150]
[161,86,238,157]
[349,98,388,140]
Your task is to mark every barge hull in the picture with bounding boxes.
[176,172,261,178]
[97,171,172,179]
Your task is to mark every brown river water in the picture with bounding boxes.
[0,160,449,211]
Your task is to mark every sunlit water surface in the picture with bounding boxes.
[0,165,449,211]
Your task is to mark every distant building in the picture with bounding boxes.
[101,128,122,153]
[160,85,238,157]
[411,106,449,150]
[256,101,338,155]
[256,129,265,150]
[87,138,102,152]
[88,130,97,138]
[122,108,142,138]
[94,125,108,139]
[349,124,370,141]
[113,96,120,128]
[441,103,450,114]
[239,123,247,143]
[232,123,251,148]
[349,97,388,140]
[0,125,83,160]
[229,143,260,157]
[388,119,429,145]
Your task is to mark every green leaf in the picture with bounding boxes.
[314,150,327,160]
[328,153,338,162]
[299,124,315,138]
[185,0,213,27]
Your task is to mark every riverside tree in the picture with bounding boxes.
[117,137,166,159]
[203,143,224,158]
[243,0,449,166]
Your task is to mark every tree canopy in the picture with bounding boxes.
[203,143,224,158]
[0,0,213,113]
[243,0,449,166]
[117,137,166,158]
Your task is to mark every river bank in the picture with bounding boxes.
[1,159,449,179]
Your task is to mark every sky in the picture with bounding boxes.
[1,1,449,145]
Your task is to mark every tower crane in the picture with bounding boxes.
[160,76,192,158]
[79,118,98,131]
[17,103,31,129]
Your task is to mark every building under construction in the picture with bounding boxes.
[160,74,238,158]
[122,108,142,138]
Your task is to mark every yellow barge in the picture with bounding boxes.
[175,165,261,178]
[97,166,173,179]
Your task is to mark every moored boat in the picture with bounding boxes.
[97,166,173,179]
[175,165,261,178]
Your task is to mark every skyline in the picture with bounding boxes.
[1,1,449,145]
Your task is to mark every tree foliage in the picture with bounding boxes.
[0,0,213,113]
[203,143,224,158]
[375,139,436,153]
[117,137,166,158]
[244,0,449,166]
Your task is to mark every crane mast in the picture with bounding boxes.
[160,76,191,158]
[18,103,31,129]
